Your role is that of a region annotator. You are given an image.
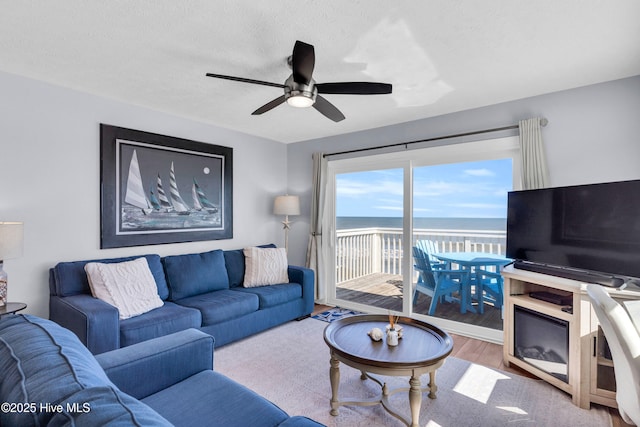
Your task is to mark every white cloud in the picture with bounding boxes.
[335,179,371,195]
[413,180,470,197]
[336,177,403,197]
[464,168,495,177]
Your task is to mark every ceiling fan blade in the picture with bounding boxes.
[251,95,286,115]
[206,73,285,89]
[291,40,315,84]
[313,95,345,122]
[316,82,392,95]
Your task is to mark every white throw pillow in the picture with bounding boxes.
[85,257,164,319]
[243,247,289,287]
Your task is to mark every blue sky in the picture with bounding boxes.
[336,158,512,218]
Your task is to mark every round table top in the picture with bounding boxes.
[324,314,453,370]
[0,302,27,316]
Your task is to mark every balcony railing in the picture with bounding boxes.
[336,227,506,284]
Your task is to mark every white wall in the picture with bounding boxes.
[0,71,288,317]
[286,76,640,267]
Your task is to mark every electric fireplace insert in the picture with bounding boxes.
[514,306,569,383]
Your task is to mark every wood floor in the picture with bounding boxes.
[311,304,632,427]
[337,273,503,330]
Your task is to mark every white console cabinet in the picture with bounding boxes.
[501,265,640,409]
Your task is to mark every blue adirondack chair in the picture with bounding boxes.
[415,239,442,267]
[412,246,467,315]
[475,268,504,314]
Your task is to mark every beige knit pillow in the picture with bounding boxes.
[243,247,289,287]
[85,257,163,319]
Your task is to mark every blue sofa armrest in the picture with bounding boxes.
[288,265,315,313]
[96,328,214,400]
[49,294,120,354]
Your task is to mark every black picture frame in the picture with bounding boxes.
[100,124,233,248]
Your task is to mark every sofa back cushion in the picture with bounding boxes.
[163,249,229,300]
[224,243,276,288]
[50,254,169,300]
[0,314,169,426]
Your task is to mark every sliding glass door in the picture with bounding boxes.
[325,137,520,340]
[411,158,513,330]
[334,168,405,311]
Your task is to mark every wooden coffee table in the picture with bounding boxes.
[323,314,453,427]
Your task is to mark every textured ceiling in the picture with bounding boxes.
[1,1,639,143]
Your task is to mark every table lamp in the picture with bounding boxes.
[0,222,24,307]
[273,195,300,253]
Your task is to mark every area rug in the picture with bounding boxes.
[215,318,611,427]
[312,307,364,323]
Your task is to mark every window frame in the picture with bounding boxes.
[324,136,521,343]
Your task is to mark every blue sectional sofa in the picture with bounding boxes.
[49,246,315,354]
[0,314,324,426]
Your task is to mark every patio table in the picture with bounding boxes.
[432,252,511,313]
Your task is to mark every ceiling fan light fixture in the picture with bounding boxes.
[284,77,317,108]
[286,93,315,108]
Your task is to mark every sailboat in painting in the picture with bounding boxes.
[192,178,218,214]
[192,184,203,211]
[156,174,173,212]
[169,162,191,215]
[124,150,153,215]
[148,187,161,211]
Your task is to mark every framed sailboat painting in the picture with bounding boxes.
[100,124,233,248]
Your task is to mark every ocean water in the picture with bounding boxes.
[337,217,506,231]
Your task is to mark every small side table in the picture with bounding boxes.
[0,302,27,316]
[324,314,453,427]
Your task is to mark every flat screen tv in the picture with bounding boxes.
[506,179,640,287]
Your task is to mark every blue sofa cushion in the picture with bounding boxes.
[0,314,167,426]
[163,249,230,300]
[47,386,171,426]
[50,254,169,300]
[119,302,202,348]
[175,289,259,325]
[143,370,289,427]
[232,283,302,308]
[224,243,276,288]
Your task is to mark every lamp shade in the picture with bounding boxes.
[0,222,24,261]
[273,195,300,216]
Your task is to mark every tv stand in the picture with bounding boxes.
[502,265,640,409]
[513,261,625,288]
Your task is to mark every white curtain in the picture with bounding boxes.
[519,117,549,189]
[306,152,328,301]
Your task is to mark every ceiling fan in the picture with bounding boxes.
[206,40,392,122]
